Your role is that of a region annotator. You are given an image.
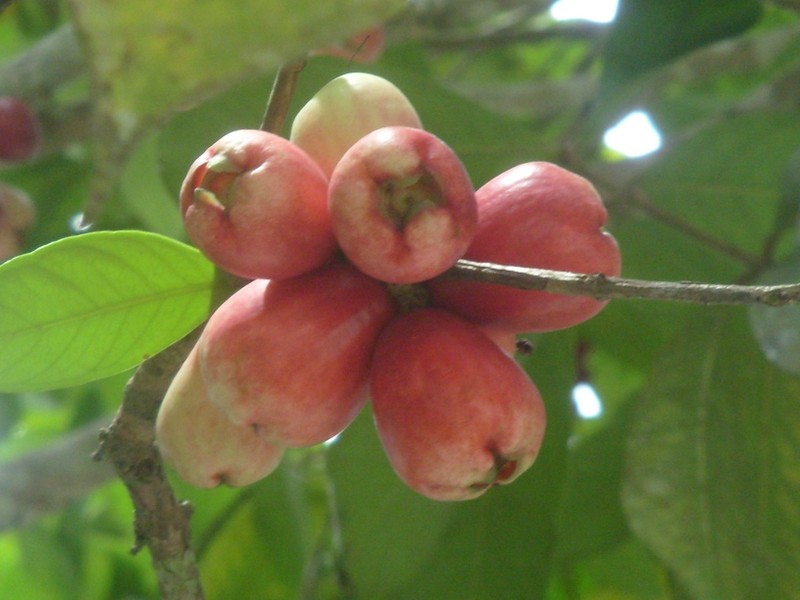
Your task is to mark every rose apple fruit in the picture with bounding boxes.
[428,162,621,332]
[0,97,40,163]
[370,308,546,501]
[290,73,422,177]
[180,129,336,279]
[198,262,397,447]
[328,126,477,284]
[156,345,284,488]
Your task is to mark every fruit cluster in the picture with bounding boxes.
[156,73,621,501]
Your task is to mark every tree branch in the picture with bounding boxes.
[448,259,800,307]
[95,330,205,600]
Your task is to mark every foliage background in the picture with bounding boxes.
[0,0,799,598]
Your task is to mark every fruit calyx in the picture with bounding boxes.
[191,152,245,210]
[468,449,519,492]
[378,172,442,229]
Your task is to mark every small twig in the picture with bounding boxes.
[448,259,800,307]
[260,58,307,135]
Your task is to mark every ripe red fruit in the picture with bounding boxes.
[198,262,397,448]
[328,126,477,284]
[370,308,546,501]
[428,162,621,332]
[290,73,422,177]
[180,129,336,279]
[0,97,40,163]
[156,345,284,488]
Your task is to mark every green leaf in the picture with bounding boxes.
[602,0,762,89]
[66,0,404,133]
[0,231,215,392]
[622,308,800,600]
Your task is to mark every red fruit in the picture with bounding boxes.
[0,97,40,163]
[198,262,397,447]
[290,73,422,178]
[156,345,284,488]
[370,308,546,501]
[314,25,386,63]
[428,162,621,332]
[328,126,477,284]
[180,129,336,279]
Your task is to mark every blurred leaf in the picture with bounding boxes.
[602,0,762,89]
[0,231,215,392]
[325,408,456,598]
[775,145,800,230]
[119,134,184,239]
[66,0,402,132]
[555,400,634,561]
[748,251,800,375]
[611,112,800,282]
[64,0,404,222]
[197,466,311,600]
[622,307,800,600]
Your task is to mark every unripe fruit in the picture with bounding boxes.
[370,308,546,501]
[180,129,336,280]
[290,73,422,177]
[328,126,477,284]
[156,345,284,488]
[0,97,40,163]
[198,262,397,447]
[428,162,621,332]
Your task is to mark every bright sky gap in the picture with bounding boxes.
[549,0,619,23]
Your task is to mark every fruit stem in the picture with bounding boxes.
[260,58,307,135]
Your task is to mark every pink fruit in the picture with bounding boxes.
[180,129,336,279]
[0,97,40,163]
[428,162,621,332]
[198,262,397,447]
[156,345,284,488]
[328,126,477,284]
[290,73,422,177]
[370,308,546,501]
